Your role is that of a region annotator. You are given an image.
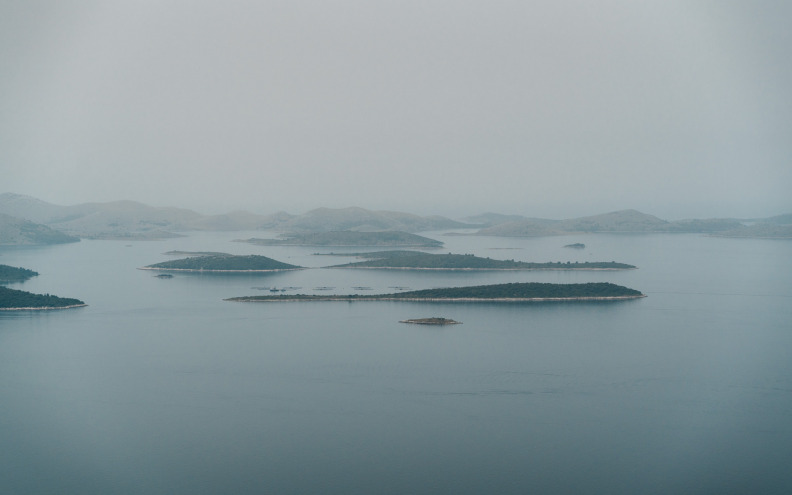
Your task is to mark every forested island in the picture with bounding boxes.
[237,231,443,247]
[226,282,645,303]
[0,286,86,310]
[141,254,302,272]
[324,251,635,270]
[0,264,39,283]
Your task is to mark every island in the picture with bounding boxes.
[0,286,86,310]
[709,224,792,239]
[236,231,443,247]
[400,318,461,325]
[225,282,645,303]
[163,251,230,257]
[324,251,635,270]
[0,264,39,283]
[564,243,585,249]
[140,254,303,272]
[0,212,80,245]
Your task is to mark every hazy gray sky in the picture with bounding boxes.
[2,1,790,219]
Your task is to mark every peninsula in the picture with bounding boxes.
[226,282,645,303]
[324,251,635,270]
[237,231,443,247]
[0,286,86,310]
[0,264,39,283]
[140,254,302,272]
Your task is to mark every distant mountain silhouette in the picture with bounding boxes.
[0,212,79,245]
[277,207,471,233]
[2,193,788,240]
[0,193,471,239]
[475,209,764,236]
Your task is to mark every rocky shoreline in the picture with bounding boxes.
[400,318,461,325]
[227,295,646,303]
[328,266,635,271]
[138,267,303,273]
[0,304,88,311]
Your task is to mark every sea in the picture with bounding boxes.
[1,231,791,494]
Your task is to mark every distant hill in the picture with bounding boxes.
[663,218,744,232]
[42,200,202,238]
[276,207,472,233]
[0,213,80,245]
[477,219,561,237]
[0,193,66,223]
[711,224,792,239]
[709,213,792,238]
[4,193,788,239]
[475,209,758,236]
[555,209,670,232]
[0,194,469,237]
[188,211,295,231]
[0,193,201,239]
[756,214,792,226]
[239,231,443,247]
[464,212,547,228]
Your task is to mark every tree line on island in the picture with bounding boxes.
[0,263,85,309]
[141,254,302,271]
[140,252,636,272]
[0,264,39,283]
[326,251,635,270]
[0,285,85,310]
[226,282,644,302]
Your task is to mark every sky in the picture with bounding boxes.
[1,1,790,219]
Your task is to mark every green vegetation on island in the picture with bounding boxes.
[163,251,230,257]
[400,318,461,325]
[0,286,85,310]
[226,282,644,302]
[0,264,39,283]
[324,251,635,270]
[141,254,302,272]
[237,231,443,247]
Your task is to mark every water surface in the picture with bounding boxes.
[1,232,791,494]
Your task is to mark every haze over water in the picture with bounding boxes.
[2,2,791,218]
[3,3,790,492]
[1,231,791,494]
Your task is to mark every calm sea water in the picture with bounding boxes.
[1,232,791,494]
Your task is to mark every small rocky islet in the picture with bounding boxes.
[400,318,461,325]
